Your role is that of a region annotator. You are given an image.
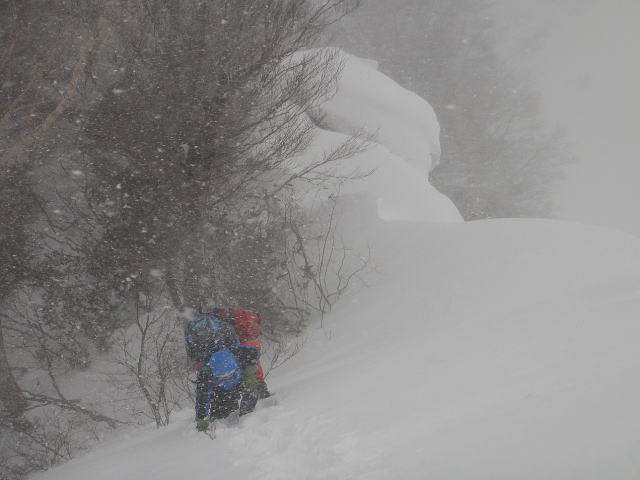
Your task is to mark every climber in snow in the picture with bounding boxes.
[184,307,270,431]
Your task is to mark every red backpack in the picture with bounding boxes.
[230,309,265,383]
[230,309,262,346]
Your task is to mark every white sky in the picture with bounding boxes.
[493,0,640,237]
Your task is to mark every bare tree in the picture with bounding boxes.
[280,195,372,326]
[0,0,107,168]
[110,290,186,428]
[1,1,369,477]
[79,0,360,312]
[0,0,107,443]
[0,298,120,479]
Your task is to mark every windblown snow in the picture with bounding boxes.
[33,51,640,480]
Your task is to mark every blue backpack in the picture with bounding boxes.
[185,313,240,364]
[208,348,242,391]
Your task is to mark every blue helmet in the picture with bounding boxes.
[208,348,242,391]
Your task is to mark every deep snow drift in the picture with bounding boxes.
[288,50,462,223]
[33,52,640,479]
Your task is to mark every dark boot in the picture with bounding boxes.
[239,388,259,416]
[196,418,210,432]
[257,381,271,399]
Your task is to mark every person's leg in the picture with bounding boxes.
[239,388,259,416]
[211,387,240,420]
[257,381,271,399]
[195,370,215,431]
[195,376,213,420]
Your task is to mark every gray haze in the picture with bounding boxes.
[492,1,640,236]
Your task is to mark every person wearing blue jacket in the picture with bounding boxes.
[185,310,243,431]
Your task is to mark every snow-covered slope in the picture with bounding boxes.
[33,52,640,479]
[33,217,640,480]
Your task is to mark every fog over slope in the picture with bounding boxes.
[33,50,640,480]
[330,1,640,236]
[494,0,640,237]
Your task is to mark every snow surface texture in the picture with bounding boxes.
[34,51,640,479]
[33,219,640,480]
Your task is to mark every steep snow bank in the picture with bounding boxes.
[274,218,640,480]
[310,51,442,174]
[270,218,640,480]
[289,49,462,223]
[294,127,461,222]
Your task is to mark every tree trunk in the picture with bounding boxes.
[0,317,27,418]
